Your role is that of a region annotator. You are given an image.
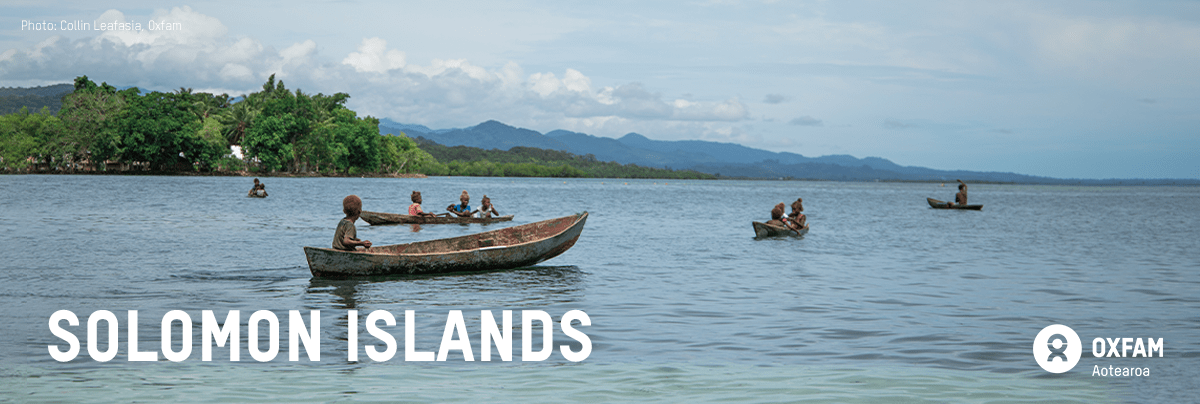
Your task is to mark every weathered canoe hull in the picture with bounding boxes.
[360,210,514,225]
[927,197,983,210]
[752,221,809,238]
[305,212,587,278]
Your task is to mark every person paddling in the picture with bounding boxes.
[478,195,500,218]
[447,190,477,218]
[408,191,446,217]
[948,179,967,207]
[784,198,806,230]
[333,195,371,252]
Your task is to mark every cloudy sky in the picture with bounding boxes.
[2,1,1197,179]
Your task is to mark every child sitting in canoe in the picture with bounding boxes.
[248,178,267,197]
[333,195,372,252]
[408,191,445,217]
[947,179,967,207]
[447,190,477,218]
[765,203,787,227]
[478,195,500,218]
[784,198,806,230]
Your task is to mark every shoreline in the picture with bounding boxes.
[0,170,429,179]
[3,171,1197,186]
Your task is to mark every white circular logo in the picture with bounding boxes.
[1033,324,1081,373]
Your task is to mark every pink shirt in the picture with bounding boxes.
[408,203,423,215]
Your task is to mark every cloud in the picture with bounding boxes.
[0,6,753,137]
[342,37,406,73]
[1029,13,1200,81]
[763,93,788,104]
[788,116,823,126]
[0,6,296,91]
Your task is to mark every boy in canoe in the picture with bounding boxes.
[478,195,500,218]
[765,203,787,227]
[947,179,968,207]
[447,190,477,218]
[333,195,372,252]
[248,178,267,197]
[408,191,446,217]
[784,198,806,230]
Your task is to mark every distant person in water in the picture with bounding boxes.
[478,195,500,218]
[447,190,477,218]
[408,191,445,217]
[766,203,787,227]
[248,178,267,197]
[333,195,371,252]
[784,198,806,230]
[948,179,968,207]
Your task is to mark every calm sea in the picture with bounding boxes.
[0,175,1197,403]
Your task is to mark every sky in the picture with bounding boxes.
[1,1,1197,179]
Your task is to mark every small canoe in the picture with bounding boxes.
[927,197,983,210]
[247,190,267,198]
[752,221,809,238]
[360,210,514,225]
[304,212,587,278]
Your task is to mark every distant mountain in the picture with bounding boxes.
[545,130,705,167]
[0,83,74,115]
[379,118,455,135]
[379,118,1198,184]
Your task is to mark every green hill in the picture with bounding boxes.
[413,136,715,179]
[0,84,74,115]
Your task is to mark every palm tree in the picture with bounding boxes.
[220,97,258,146]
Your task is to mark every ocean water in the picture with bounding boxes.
[0,175,1197,403]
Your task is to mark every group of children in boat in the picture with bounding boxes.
[247,178,267,197]
[407,190,500,218]
[765,198,807,232]
[332,190,502,252]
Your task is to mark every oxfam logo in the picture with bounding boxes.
[1033,324,1082,373]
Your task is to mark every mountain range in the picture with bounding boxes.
[380,119,1191,184]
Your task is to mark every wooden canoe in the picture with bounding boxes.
[753,221,809,238]
[304,212,587,278]
[927,197,983,210]
[360,210,514,225]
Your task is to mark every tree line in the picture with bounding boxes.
[1,75,714,180]
[415,138,716,179]
[0,75,435,175]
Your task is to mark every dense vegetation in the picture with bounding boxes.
[415,137,716,179]
[0,84,74,115]
[0,75,435,175]
[1,75,713,180]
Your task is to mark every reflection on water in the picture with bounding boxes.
[307,279,368,309]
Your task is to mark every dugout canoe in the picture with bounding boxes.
[360,210,514,225]
[752,221,809,238]
[927,197,983,210]
[304,212,587,278]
